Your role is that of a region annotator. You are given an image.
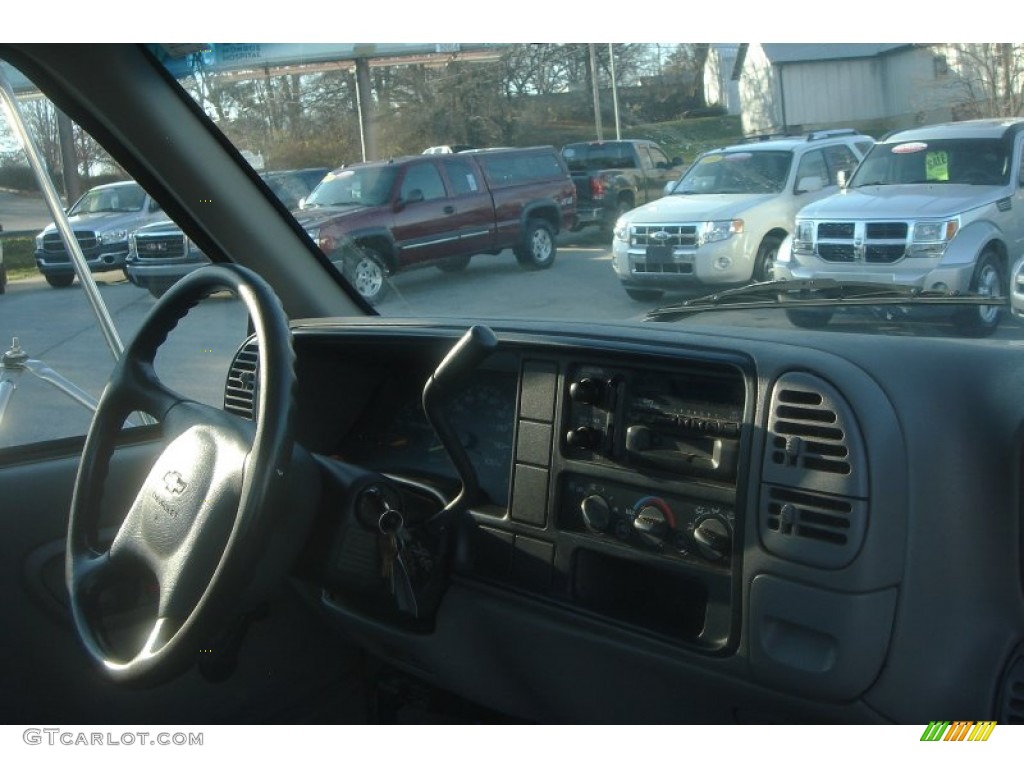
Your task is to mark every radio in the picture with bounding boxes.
[563,363,745,482]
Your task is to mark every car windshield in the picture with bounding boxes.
[852,137,1011,187]
[302,166,398,208]
[67,184,146,214]
[672,150,792,194]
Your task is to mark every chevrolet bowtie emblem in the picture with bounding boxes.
[162,471,188,496]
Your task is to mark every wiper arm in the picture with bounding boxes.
[646,279,1004,322]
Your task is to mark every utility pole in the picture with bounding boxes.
[589,44,603,140]
[609,43,621,140]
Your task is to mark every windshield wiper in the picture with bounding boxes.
[645,279,1005,322]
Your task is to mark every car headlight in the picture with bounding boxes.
[99,229,128,244]
[792,220,815,255]
[35,234,44,249]
[910,219,958,257]
[698,219,743,246]
[613,217,630,243]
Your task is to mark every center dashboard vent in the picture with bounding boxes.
[760,372,868,568]
[223,339,259,420]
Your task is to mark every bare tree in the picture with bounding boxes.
[944,44,1024,118]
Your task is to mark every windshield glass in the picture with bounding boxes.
[303,166,398,207]
[852,138,1011,187]
[4,40,1024,365]
[673,150,792,194]
[67,183,146,214]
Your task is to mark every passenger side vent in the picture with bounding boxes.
[223,339,259,420]
[761,372,869,568]
[761,486,866,568]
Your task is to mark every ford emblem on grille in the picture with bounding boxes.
[652,230,671,241]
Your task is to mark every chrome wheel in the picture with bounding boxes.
[351,254,385,302]
[976,261,1001,326]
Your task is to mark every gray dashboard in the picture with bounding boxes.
[243,317,1024,724]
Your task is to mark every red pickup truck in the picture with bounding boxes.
[300,146,577,304]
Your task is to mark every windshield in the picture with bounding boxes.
[303,166,398,208]
[3,39,1024,449]
[67,183,146,214]
[672,150,793,194]
[852,138,1012,187]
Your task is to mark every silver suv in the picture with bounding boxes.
[611,130,873,301]
[776,118,1024,334]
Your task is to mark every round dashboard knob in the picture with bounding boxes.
[580,494,611,532]
[566,426,601,450]
[569,377,603,405]
[633,504,668,546]
[693,517,731,561]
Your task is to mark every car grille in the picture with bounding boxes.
[632,262,695,275]
[817,222,854,239]
[631,224,698,248]
[42,230,97,255]
[815,221,908,264]
[135,233,187,260]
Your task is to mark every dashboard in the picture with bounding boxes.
[226,318,1024,724]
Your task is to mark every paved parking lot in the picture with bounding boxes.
[3,233,1023,448]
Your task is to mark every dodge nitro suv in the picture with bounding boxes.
[775,118,1024,334]
[611,130,873,301]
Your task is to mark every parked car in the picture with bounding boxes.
[5,44,1024,740]
[125,168,328,297]
[298,146,576,304]
[561,139,684,234]
[33,180,166,287]
[775,118,1024,335]
[610,130,874,300]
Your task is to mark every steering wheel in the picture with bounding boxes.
[66,264,296,684]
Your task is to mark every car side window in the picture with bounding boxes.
[400,162,447,202]
[0,59,248,452]
[823,144,861,186]
[638,146,656,171]
[648,145,670,169]
[440,157,482,196]
[795,149,829,190]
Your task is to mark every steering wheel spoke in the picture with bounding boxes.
[66,264,297,684]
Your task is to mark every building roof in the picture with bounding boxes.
[761,44,914,64]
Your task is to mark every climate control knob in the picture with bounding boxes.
[633,504,668,546]
[580,494,611,533]
[693,517,731,561]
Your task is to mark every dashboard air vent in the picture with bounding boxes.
[763,372,867,499]
[760,486,866,568]
[223,339,259,420]
[997,647,1024,724]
